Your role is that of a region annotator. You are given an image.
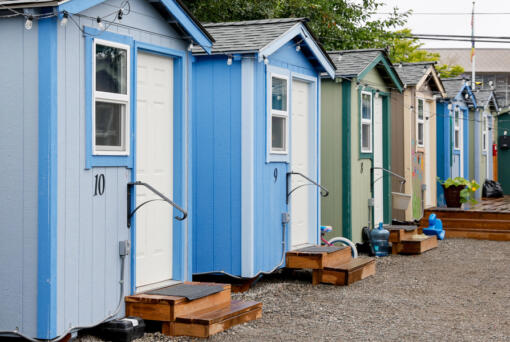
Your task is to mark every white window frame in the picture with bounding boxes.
[454,107,461,150]
[269,73,289,154]
[92,39,131,156]
[416,98,425,147]
[482,112,489,152]
[360,91,373,153]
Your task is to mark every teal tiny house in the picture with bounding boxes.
[191,19,335,277]
[320,49,404,243]
[0,0,213,339]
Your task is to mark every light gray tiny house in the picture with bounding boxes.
[0,0,213,339]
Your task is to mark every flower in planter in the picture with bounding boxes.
[437,177,480,205]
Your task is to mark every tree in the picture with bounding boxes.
[388,29,464,78]
[184,0,410,51]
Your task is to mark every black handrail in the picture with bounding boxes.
[127,181,187,227]
[286,171,329,204]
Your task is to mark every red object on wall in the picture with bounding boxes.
[493,143,497,157]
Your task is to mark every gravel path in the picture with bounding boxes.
[78,239,510,342]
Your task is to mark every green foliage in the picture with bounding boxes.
[183,0,410,51]
[388,29,464,78]
[437,177,480,204]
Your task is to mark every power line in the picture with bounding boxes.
[374,12,510,16]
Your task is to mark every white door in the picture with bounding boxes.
[290,80,313,248]
[136,52,174,290]
[373,96,384,226]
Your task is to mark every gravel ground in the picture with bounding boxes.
[78,239,510,342]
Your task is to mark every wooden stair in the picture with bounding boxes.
[125,282,261,338]
[285,245,375,286]
[388,226,438,255]
[420,208,510,241]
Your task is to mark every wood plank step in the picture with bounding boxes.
[444,229,510,241]
[125,282,231,322]
[387,226,419,243]
[432,218,510,230]
[423,209,510,221]
[398,235,438,254]
[286,245,352,270]
[171,300,262,338]
[312,257,376,286]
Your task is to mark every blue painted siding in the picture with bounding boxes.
[0,17,39,338]
[436,101,450,206]
[54,0,190,336]
[269,41,318,78]
[192,55,242,275]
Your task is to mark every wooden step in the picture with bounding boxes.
[312,257,376,286]
[169,300,262,338]
[396,234,438,255]
[387,226,419,243]
[125,282,231,322]
[432,218,510,230]
[286,245,352,270]
[444,228,510,241]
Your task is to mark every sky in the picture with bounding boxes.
[376,0,510,49]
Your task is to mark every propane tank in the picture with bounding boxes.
[370,222,390,257]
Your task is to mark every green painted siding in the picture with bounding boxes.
[362,69,389,93]
[320,79,343,239]
[498,113,510,194]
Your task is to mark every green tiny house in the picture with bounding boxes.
[321,49,404,243]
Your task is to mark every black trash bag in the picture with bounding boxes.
[356,226,375,256]
[482,179,504,198]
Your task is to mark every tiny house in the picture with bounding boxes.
[0,0,213,339]
[321,49,404,243]
[191,18,335,277]
[436,78,477,205]
[497,109,510,194]
[392,62,446,220]
[472,90,499,188]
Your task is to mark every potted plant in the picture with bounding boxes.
[437,177,480,208]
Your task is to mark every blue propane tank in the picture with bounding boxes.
[371,222,390,257]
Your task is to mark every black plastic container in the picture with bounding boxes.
[88,317,145,342]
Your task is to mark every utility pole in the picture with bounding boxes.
[471,1,476,90]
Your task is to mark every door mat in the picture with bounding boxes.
[146,284,225,301]
[295,245,344,254]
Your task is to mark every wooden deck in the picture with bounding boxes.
[420,197,510,241]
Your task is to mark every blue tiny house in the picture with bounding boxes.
[0,0,213,339]
[191,19,335,278]
[436,78,477,205]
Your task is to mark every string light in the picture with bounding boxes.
[60,11,68,27]
[24,16,33,30]
[227,55,233,66]
[96,17,105,30]
[296,45,301,52]
[263,57,269,65]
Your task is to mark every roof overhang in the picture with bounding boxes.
[55,0,214,53]
[358,52,404,92]
[258,22,336,79]
[458,84,477,108]
[416,65,446,98]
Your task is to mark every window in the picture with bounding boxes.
[93,39,130,155]
[270,75,288,153]
[360,91,372,153]
[454,107,461,150]
[482,114,488,152]
[417,99,424,147]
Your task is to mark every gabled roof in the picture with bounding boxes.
[442,77,477,107]
[476,89,500,111]
[395,62,446,97]
[0,0,214,53]
[327,49,404,92]
[192,18,336,78]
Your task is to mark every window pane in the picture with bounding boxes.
[96,44,127,94]
[418,123,424,145]
[361,123,371,150]
[272,116,286,150]
[362,93,371,120]
[96,101,124,148]
[272,78,287,111]
[418,100,424,119]
[455,110,460,127]
[455,130,459,149]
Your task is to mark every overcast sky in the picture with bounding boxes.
[376,0,510,49]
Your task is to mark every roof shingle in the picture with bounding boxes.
[395,62,436,86]
[327,49,384,77]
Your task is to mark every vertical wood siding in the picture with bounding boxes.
[0,17,39,337]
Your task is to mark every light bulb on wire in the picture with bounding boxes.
[60,11,69,27]
[97,17,105,30]
[25,16,33,30]
[227,56,233,66]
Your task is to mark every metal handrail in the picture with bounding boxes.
[286,171,329,204]
[371,166,406,192]
[127,181,187,226]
